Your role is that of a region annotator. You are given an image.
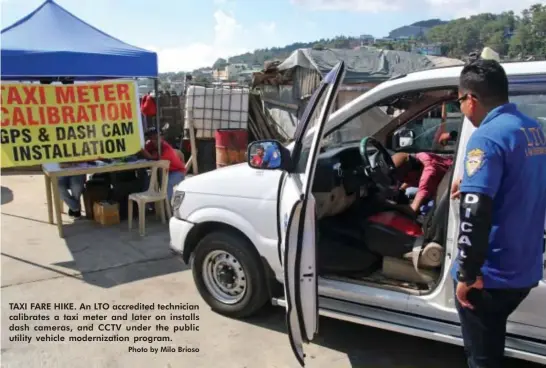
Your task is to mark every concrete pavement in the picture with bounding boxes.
[1,174,541,368]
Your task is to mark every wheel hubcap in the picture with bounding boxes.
[202,250,247,304]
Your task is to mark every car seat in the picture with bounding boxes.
[382,167,453,284]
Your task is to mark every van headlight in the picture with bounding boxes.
[171,191,185,217]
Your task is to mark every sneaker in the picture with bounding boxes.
[68,209,82,219]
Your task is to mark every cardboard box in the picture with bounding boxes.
[93,201,120,226]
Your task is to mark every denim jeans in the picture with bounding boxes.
[453,280,532,368]
[58,175,86,211]
[167,171,184,201]
[145,170,184,202]
[404,187,434,215]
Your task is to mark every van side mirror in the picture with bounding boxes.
[247,140,290,170]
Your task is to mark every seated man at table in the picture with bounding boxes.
[57,171,87,219]
[140,127,186,201]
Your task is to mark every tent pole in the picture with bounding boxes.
[154,78,161,157]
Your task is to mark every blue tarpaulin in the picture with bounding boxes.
[1,0,158,80]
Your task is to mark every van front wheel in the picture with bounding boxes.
[191,231,268,318]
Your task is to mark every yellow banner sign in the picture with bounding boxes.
[1,80,143,168]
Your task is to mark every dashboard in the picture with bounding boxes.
[312,143,377,219]
[312,144,361,193]
[312,143,394,192]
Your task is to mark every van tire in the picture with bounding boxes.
[192,231,269,318]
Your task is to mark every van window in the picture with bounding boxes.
[510,93,546,133]
[323,89,454,147]
[395,102,463,153]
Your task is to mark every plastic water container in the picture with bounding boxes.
[481,47,500,62]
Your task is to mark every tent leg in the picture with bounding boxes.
[154,79,161,157]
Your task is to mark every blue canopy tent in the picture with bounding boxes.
[1,0,161,150]
[0,0,158,80]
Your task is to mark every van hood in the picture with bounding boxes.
[177,163,283,199]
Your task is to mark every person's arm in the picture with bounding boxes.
[411,162,436,212]
[456,136,503,285]
[140,140,159,160]
[140,148,157,160]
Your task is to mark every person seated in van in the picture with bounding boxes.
[392,152,453,214]
[140,127,186,201]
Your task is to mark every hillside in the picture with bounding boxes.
[158,3,546,80]
[207,19,450,68]
[209,18,446,68]
[388,19,447,39]
[214,5,545,67]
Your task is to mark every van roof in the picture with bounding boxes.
[406,60,546,83]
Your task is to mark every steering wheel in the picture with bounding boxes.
[359,137,400,198]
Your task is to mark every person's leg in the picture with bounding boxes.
[454,280,532,368]
[167,171,184,202]
[454,280,483,368]
[57,176,78,212]
[68,175,86,212]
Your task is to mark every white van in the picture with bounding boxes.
[169,61,546,365]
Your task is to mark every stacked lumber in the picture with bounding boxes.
[251,60,292,88]
[247,93,290,143]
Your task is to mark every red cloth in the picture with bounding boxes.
[404,152,452,201]
[145,140,186,173]
[141,95,157,116]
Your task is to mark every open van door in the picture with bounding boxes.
[277,62,345,366]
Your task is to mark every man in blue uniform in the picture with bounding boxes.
[261,143,281,168]
[452,59,546,367]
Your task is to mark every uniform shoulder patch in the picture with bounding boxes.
[465,148,485,177]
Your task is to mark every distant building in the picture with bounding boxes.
[213,63,251,81]
[237,69,262,85]
[503,26,515,39]
[412,43,443,56]
[213,68,228,81]
[226,63,249,80]
[359,34,375,45]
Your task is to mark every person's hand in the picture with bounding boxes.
[438,132,452,145]
[456,277,483,309]
[451,178,462,199]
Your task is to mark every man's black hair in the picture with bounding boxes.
[408,155,423,172]
[459,59,509,106]
[145,126,159,139]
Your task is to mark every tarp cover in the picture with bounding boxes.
[1,0,158,80]
[278,48,463,83]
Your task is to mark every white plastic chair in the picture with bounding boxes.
[128,160,172,236]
